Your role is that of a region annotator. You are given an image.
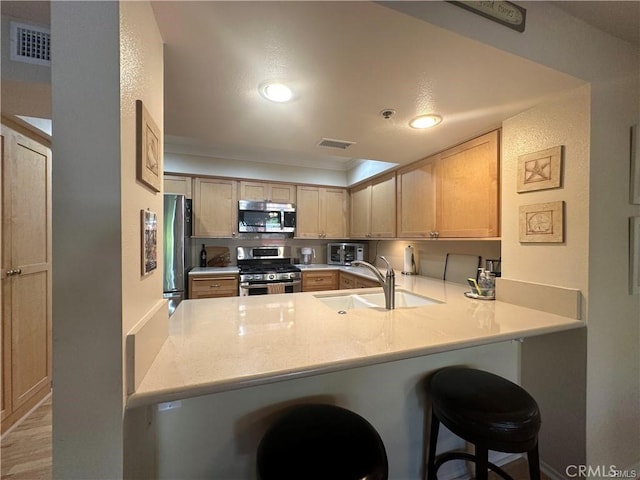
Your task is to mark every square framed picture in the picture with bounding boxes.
[141,209,158,276]
[517,145,563,193]
[136,100,162,192]
[519,201,564,243]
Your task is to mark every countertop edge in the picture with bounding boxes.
[125,319,584,409]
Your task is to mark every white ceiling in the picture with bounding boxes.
[3,1,639,174]
[153,1,585,171]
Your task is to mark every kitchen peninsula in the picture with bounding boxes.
[128,270,583,408]
[126,268,583,478]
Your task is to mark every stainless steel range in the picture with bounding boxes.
[237,246,302,296]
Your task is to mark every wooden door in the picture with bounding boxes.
[1,124,52,430]
[369,173,396,238]
[349,185,370,238]
[322,188,348,239]
[436,130,499,237]
[397,155,437,238]
[193,178,237,237]
[296,186,321,238]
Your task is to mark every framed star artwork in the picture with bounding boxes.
[517,145,563,193]
[136,100,162,193]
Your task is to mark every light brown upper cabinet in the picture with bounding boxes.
[397,155,438,238]
[296,186,349,239]
[350,173,396,239]
[239,181,296,204]
[436,130,500,238]
[1,123,52,433]
[193,178,238,238]
[164,174,192,198]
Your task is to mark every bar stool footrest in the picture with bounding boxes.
[433,451,515,480]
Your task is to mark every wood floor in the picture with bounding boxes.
[1,397,548,480]
[1,396,51,480]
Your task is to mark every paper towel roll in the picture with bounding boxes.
[403,245,416,274]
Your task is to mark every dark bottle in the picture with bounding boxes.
[200,244,207,267]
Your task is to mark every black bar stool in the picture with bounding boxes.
[257,403,388,480]
[427,367,541,480]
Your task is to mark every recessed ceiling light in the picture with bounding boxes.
[409,114,442,129]
[260,83,294,103]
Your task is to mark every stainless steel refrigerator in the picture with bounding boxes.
[163,194,192,315]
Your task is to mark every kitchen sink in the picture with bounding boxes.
[314,289,441,310]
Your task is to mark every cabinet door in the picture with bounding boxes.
[193,178,238,237]
[369,173,396,238]
[349,185,370,238]
[322,188,349,238]
[239,181,269,201]
[296,186,322,238]
[269,184,296,204]
[190,276,238,298]
[240,181,296,203]
[302,271,339,292]
[436,130,499,237]
[397,156,437,238]
[339,271,357,289]
[1,125,52,430]
[164,175,192,198]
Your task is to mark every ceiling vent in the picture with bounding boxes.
[318,138,356,150]
[10,21,51,67]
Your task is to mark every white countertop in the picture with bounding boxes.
[189,266,240,275]
[127,274,584,408]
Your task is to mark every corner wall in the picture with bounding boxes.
[502,85,591,473]
[51,3,124,477]
[51,2,165,478]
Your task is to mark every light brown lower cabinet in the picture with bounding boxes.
[302,271,339,292]
[189,275,239,299]
[339,271,380,289]
[1,122,52,434]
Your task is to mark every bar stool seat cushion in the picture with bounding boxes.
[430,367,541,452]
[257,403,388,480]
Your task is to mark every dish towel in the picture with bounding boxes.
[267,283,286,294]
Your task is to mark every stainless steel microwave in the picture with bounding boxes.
[327,243,365,265]
[238,200,296,233]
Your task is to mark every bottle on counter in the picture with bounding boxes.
[200,244,207,267]
[478,268,495,297]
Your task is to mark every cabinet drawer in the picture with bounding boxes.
[190,276,238,298]
[302,271,339,292]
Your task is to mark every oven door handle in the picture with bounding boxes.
[240,280,301,290]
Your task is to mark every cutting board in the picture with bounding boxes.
[205,246,231,267]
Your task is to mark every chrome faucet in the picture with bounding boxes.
[351,256,395,310]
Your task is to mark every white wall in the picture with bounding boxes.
[165,150,349,187]
[384,0,640,471]
[502,85,591,474]
[51,2,165,478]
[51,3,124,477]
[155,342,519,480]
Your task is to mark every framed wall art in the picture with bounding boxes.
[141,209,158,276]
[630,125,640,204]
[517,145,563,193]
[136,99,162,192]
[519,201,564,243]
[630,216,640,295]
